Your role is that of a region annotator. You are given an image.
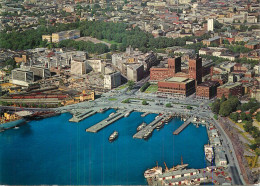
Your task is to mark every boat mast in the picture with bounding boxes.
[164,162,169,172]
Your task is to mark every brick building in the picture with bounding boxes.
[158,77,196,97]
[150,57,181,81]
[196,81,220,99]
[150,56,203,86]
[217,82,243,98]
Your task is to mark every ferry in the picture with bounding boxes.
[156,121,164,130]
[144,162,163,179]
[137,122,147,131]
[204,144,214,163]
[109,131,118,142]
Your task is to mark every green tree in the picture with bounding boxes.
[256,112,260,122]
[166,103,172,108]
[127,80,135,90]
[240,112,247,121]
[220,94,226,103]
[140,82,150,92]
[219,101,232,117]
[212,99,220,114]
[106,53,112,59]
[142,100,148,105]
[230,112,239,122]
[110,44,117,51]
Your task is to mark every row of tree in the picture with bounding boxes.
[0,20,211,53]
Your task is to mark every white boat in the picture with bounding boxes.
[109,131,118,142]
[144,164,163,178]
[204,144,214,162]
[109,112,115,117]
[124,112,130,117]
[183,118,187,122]
[137,122,146,131]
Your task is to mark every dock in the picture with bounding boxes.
[173,118,193,135]
[141,112,150,117]
[69,110,97,122]
[86,110,126,133]
[133,115,165,139]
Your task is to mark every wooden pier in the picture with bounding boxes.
[86,110,126,133]
[173,118,193,135]
[69,110,97,122]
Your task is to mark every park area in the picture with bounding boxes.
[144,84,158,93]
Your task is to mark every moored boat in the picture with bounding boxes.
[156,121,164,130]
[137,122,147,131]
[144,162,163,179]
[109,131,118,142]
[204,144,214,163]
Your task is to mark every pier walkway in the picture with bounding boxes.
[69,109,97,122]
[173,117,193,135]
[141,112,149,117]
[86,110,126,133]
[133,115,165,139]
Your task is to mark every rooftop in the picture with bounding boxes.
[166,77,194,83]
[198,81,219,87]
[218,82,242,89]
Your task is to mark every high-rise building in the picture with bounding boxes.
[104,71,121,89]
[207,19,214,32]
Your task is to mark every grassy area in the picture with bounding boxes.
[102,39,121,45]
[116,84,128,90]
[144,84,158,93]
[108,98,117,101]
[245,156,258,168]
[230,118,255,144]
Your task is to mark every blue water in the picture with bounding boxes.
[0,109,209,185]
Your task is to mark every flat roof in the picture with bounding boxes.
[166,77,193,83]
[198,81,219,87]
[218,82,242,89]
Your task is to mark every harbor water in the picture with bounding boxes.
[0,109,209,185]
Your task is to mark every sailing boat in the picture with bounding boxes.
[164,156,189,173]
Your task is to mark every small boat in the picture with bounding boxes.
[109,112,115,117]
[14,126,19,129]
[156,121,164,130]
[124,112,130,117]
[137,122,146,131]
[109,131,118,142]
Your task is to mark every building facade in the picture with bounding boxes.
[104,71,121,89]
[217,82,243,98]
[158,77,196,97]
[196,81,220,99]
[11,68,34,86]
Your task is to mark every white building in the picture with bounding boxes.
[207,19,214,32]
[11,68,34,86]
[104,71,121,89]
[71,59,89,75]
